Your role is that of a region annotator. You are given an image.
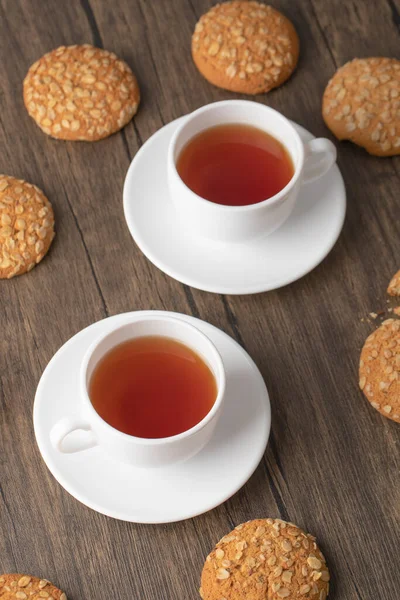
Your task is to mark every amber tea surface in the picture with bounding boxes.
[176,124,294,206]
[89,336,217,439]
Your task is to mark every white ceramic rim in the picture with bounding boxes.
[80,315,226,445]
[168,99,305,211]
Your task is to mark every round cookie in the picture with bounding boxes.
[192,1,299,95]
[200,518,330,600]
[359,319,400,423]
[0,175,55,279]
[322,57,400,156]
[387,270,400,296]
[23,44,140,141]
[0,574,66,600]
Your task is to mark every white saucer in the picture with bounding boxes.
[34,311,270,523]
[123,116,346,295]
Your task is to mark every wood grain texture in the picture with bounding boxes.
[0,1,399,599]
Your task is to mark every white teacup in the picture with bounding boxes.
[168,100,337,242]
[50,316,226,468]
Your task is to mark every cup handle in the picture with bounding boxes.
[50,417,98,453]
[302,138,337,185]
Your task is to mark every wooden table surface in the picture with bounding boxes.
[0,0,399,599]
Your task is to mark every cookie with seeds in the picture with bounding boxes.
[322,57,400,156]
[0,175,55,279]
[0,574,66,600]
[192,1,299,95]
[387,270,400,296]
[200,518,330,600]
[23,44,140,141]
[359,319,400,423]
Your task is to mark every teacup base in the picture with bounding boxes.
[123,116,346,294]
[34,310,271,523]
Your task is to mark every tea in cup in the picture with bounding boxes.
[50,315,225,468]
[168,100,337,242]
